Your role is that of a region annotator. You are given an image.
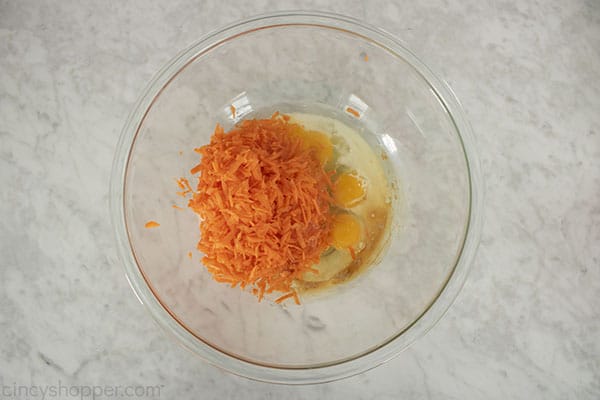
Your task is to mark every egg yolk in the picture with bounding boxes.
[290,126,333,164]
[330,213,361,249]
[333,172,365,207]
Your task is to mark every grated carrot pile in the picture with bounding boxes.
[188,113,334,302]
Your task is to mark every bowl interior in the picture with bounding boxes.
[123,22,470,368]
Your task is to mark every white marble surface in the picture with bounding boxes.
[1,0,598,398]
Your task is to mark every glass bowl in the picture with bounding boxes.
[110,11,482,384]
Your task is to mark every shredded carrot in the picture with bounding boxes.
[145,221,160,228]
[348,246,356,260]
[346,107,360,118]
[364,54,369,62]
[189,164,202,175]
[275,292,295,304]
[230,104,236,119]
[177,177,192,191]
[188,114,334,302]
[275,291,301,305]
[176,177,193,197]
[172,204,184,210]
[188,251,192,259]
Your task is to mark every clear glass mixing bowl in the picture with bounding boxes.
[110,11,482,384]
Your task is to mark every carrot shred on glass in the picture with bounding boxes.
[346,107,360,118]
[348,246,356,260]
[275,292,296,304]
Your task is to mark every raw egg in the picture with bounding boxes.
[333,172,366,207]
[290,125,334,164]
[330,213,362,249]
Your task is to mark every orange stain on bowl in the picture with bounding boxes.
[346,106,360,118]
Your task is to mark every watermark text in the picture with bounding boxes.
[1,380,162,399]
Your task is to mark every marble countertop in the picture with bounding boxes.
[1,0,599,398]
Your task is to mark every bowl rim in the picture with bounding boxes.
[110,10,483,384]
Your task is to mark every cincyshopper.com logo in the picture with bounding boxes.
[1,381,163,399]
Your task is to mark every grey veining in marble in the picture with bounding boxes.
[1,0,599,399]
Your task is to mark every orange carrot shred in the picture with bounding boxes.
[188,251,192,259]
[176,177,194,197]
[230,104,236,118]
[178,177,192,192]
[348,246,356,260]
[275,292,296,304]
[364,54,369,62]
[190,164,202,175]
[346,107,360,118]
[145,221,160,228]
[172,204,184,210]
[187,114,334,303]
